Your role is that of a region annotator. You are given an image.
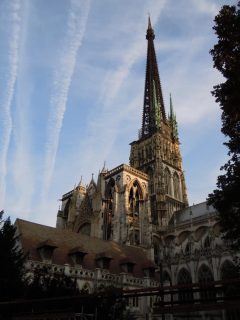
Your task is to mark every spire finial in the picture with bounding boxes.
[78,176,85,188]
[148,15,152,30]
[146,15,155,40]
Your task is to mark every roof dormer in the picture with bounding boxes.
[37,239,57,262]
[95,252,112,269]
[69,247,87,266]
[120,258,136,273]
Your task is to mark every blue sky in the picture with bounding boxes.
[0,0,235,226]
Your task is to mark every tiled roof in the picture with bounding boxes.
[16,219,155,278]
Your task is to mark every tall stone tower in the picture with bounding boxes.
[130,18,188,229]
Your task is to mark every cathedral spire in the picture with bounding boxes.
[142,17,166,138]
[169,93,178,140]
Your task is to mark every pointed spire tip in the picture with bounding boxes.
[148,15,152,30]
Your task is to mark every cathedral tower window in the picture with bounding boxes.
[164,167,172,196]
[173,172,180,200]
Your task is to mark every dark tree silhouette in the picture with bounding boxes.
[207,2,240,248]
[0,211,25,301]
[25,265,78,299]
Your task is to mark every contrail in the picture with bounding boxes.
[42,0,91,199]
[0,0,22,208]
[101,0,166,107]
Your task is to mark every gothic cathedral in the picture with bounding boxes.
[56,18,188,261]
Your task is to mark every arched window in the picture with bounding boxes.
[177,269,193,302]
[198,264,215,301]
[173,172,181,200]
[164,167,172,196]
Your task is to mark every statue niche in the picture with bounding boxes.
[128,180,143,224]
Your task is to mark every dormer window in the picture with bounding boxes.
[69,247,87,265]
[96,252,112,269]
[120,259,135,273]
[37,240,57,262]
[143,266,156,278]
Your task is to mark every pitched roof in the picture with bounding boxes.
[16,219,156,278]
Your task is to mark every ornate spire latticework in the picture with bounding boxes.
[141,17,166,138]
[169,93,179,141]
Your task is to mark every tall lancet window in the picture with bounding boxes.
[104,178,115,240]
[173,172,180,200]
[164,167,172,196]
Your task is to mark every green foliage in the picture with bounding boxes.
[95,286,135,320]
[0,211,25,301]
[208,2,240,248]
[25,265,78,299]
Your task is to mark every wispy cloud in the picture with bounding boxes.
[8,0,35,220]
[0,0,22,208]
[41,0,91,200]
[193,0,218,16]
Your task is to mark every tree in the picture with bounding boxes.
[207,2,240,248]
[25,265,78,299]
[95,286,135,320]
[0,210,25,300]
